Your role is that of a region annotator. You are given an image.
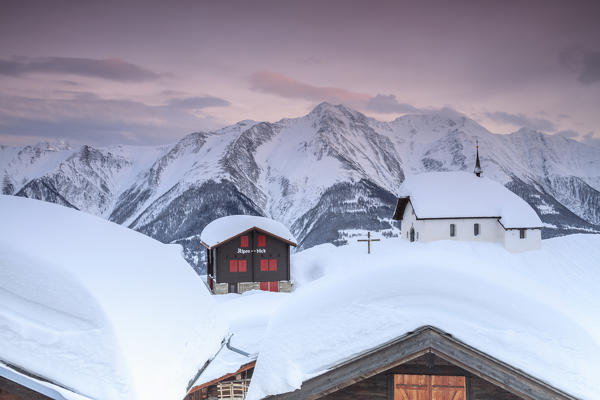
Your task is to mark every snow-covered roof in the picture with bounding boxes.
[200,215,297,248]
[398,171,543,228]
[188,289,290,394]
[0,195,228,400]
[243,235,600,400]
[0,362,92,400]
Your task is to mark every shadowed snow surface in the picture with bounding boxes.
[245,235,600,399]
[0,195,227,400]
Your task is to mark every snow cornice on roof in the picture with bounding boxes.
[393,196,543,229]
[200,215,297,249]
[263,326,577,400]
[394,172,543,229]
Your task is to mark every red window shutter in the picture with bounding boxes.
[238,259,247,273]
[260,259,268,272]
[269,281,279,292]
[257,234,266,247]
[259,281,269,291]
[240,235,249,248]
[269,259,277,271]
[229,260,238,273]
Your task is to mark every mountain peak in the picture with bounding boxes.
[308,102,362,121]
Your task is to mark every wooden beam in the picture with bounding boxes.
[0,376,54,400]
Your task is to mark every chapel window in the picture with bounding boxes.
[450,224,456,237]
[474,223,480,236]
[520,229,526,239]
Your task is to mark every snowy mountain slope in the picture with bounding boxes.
[2,102,599,272]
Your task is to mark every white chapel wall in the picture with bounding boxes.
[401,202,504,243]
[503,228,542,252]
[417,217,503,243]
[400,202,422,241]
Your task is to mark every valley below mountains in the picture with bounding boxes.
[2,102,600,273]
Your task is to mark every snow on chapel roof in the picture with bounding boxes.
[0,195,227,400]
[398,171,542,228]
[200,215,297,248]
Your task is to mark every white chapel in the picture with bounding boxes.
[392,145,543,252]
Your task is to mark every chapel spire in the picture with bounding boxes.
[474,140,482,177]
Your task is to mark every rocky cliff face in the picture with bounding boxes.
[2,103,599,273]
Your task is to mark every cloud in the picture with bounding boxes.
[559,48,600,85]
[249,71,370,104]
[0,92,230,145]
[579,51,600,84]
[167,96,230,109]
[365,94,423,114]
[484,111,556,131]
[249,71,427,115]
[0,56,161,82]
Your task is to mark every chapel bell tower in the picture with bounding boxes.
[474,140,483,177]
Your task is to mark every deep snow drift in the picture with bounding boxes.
[0,195,227,400]
[243,234,600,399]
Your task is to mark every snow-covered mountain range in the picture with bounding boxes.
[2,102,600,272]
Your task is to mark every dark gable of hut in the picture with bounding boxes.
[204,227,294,293]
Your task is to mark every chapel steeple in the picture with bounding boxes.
[474,140,482,177]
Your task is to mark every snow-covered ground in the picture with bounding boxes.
[2,195,599,400]
[0,195,227,400]
[229,235,599,400]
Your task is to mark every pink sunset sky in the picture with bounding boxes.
[1,0,599,146]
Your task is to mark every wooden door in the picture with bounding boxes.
[394,375,430,400]
[394,375,465,400]
[431,376,465,400]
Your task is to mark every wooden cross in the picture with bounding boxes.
[357,231,380,254]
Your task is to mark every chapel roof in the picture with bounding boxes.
[396,171,543,228]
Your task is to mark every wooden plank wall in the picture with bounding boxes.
[319,355,524,400]
[0,376,54,400]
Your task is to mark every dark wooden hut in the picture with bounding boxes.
[200,215,297,294]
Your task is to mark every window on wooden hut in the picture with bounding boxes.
[450,224,456,237]
[257,234,266,247]
[269,259,277,271]
[240,235,249,248]
[260,259,268,272]
[238,260,247,273]
[474,223,480,236]
[229,260,238,273]
[520,229,526,239]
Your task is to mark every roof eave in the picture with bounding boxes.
[263,325,578,400]
[201,226,297,249]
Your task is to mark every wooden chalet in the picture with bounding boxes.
[187,326,579,400]
[263,326,577,400]
[200,215,297,294]
[186,361,256,400]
